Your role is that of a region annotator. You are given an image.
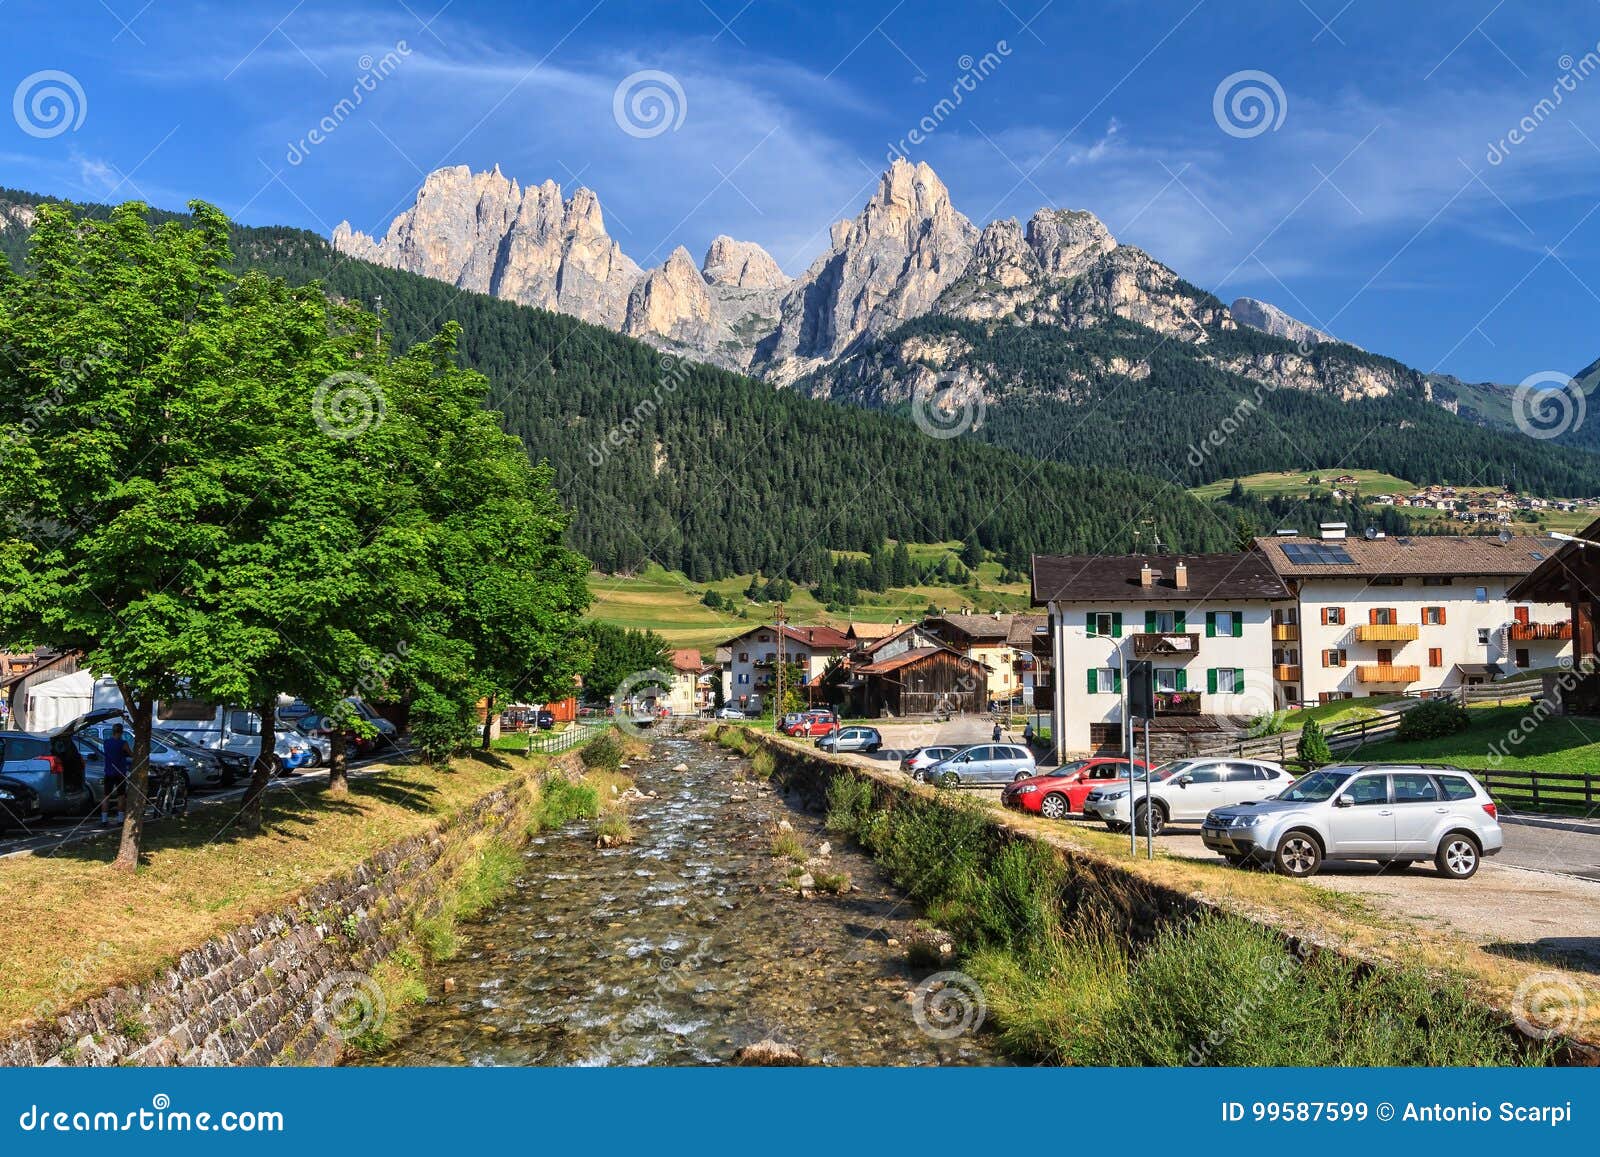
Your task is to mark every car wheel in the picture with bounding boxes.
[1375,858,1412,873]
[938,772,960,789]
[1012,770,1031,783]
[1435,833,1481,879]
[1133,802,1165,837]
[1106,820,1128,833]
[1274,830,1322,878]
[1040,793,1068,820]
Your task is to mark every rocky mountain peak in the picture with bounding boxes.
[702,235,789,290]
[1026,208,1116,279]
[1230,297,1346,348]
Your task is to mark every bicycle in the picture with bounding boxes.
[144,766,189,819]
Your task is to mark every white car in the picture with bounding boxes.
[1202,763,1503,879]
[901,745,959,781]
[1084,757,1290,836]
[715,707,747,719]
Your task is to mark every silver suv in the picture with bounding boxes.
[1202,763,1503,879]
[1084,757,1289,835]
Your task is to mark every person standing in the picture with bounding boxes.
[100,723,130,826]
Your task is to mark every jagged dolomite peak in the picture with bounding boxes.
[1230,297,1347,348]
[623,246,724,350]
[1025,207,1116,279]
[702,235,789,289]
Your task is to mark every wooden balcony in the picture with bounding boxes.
[1273,664,1302,683]
[1356,663,1421,684]
[1271,624,1299,642]
[1130,632,1200,658]
[1509,621,1572,642]
[1354,623,1419,643]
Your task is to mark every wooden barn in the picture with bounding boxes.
[850,646,989,717]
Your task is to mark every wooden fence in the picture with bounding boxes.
[1479,769,1600,814]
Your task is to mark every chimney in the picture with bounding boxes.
[1140,562,1154,588]
[1319,522,1348,540]
[1175,560,1189,590]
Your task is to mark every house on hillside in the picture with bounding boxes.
[718,623,852,713]
[667,649,710,715]
[1253,526,1570,704]
[1031,553,1289,760]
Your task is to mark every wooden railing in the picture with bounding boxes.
[1356,664,1421,683]
[1130,632,1200,658]
[1354,623,1419,642]
[1273,664,1301,682]
[1271,624,1299,642]
[1508,621,1572,642]
[1479,769,1598,814]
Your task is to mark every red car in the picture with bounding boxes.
[779,711,838,738]
[1001,757,1151,819]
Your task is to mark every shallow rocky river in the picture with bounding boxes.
[372,736,1008,1066]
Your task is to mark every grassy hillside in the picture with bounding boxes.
[1189,469,1414,502]
[588,555,1031,653]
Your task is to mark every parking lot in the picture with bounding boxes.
[0,745,409,859]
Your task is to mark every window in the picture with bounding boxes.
[1476,628,1491,645]
[1209,667,1244,693]
[1344,776,1389,806]
[738,652,748,663]
[157,699,216,722]
[1145,610,1179,633]
[1273,608,1298,626]
[1438,776,1478,801]
[1370,576,1403,586]
[1516,648,1530,668]
[1088,611,1122,638]
[1370,607,1398,625]
[1321,606,1345,625]
[1087,667,1120,693]
[1391,774,1440,803]
[737,674,749,685]
[1223,763,1262,781]
[1376,648,1393,665]
[1206,611,1242,638]
[1428,647,1443,668]
[1154,668,1179,693]
[1421,606,1445,625]
[1322,648,1347,667]
[1474,586,1488,602]
[1184,765,1224,783]
[1514,606,1530,625]
[1422,576,1454,586]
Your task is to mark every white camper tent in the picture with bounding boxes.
[25,670,95,731]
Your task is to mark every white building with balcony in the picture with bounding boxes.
[1031,553,1291,761]
[1253,528,1572,704]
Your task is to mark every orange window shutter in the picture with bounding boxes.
[1514,606,1528,625]
[1320,607,1329,625]
[1369,608,1379,625]
[1438,607,1446,625]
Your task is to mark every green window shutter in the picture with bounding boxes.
[1207,668,1218,694]
[1087,668,1097,694]
[1111,612,1123,638]
[1174,610,1186,632]
[1234,670,1246,694]
[1233,615,1243,638]
[1113,670,1122,693]
[1206,612,1216,638]
[1145,610,1156,633]
[1175,669,1187,691]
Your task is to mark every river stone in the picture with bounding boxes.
[731,1038,808,1066]
[672,762,689,772]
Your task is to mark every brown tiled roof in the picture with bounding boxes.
[1006,614,1047,646]
[718,623,853,651]
[1254,533,1558,579]
[670,648,705,672]
[855,646,991,676]
[924,613,1014,642]
[846,621,897,640]
[1031,553,1289,605]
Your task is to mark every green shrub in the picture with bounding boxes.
[964,840,1065,960]
[535,778,600,830]
[1296,718,1332,768]
[824,775,875,836]
[1396,698,1471,742]
[580,730,624,771]
[770,830,807,861]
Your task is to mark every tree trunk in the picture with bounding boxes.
[240,696,278,834]
[112,685,153,872]
[480,694,496,751]
[327,729,348,796]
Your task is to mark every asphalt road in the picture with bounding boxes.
[0,745,412,859]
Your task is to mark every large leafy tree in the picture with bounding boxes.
[581,622,671,702]
[0,201,235,869]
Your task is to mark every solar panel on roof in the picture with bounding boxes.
[1280,543,1354,565]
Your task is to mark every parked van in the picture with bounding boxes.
[152,699,311,772]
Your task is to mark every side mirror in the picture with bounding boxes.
[1176,775,1192,787]
[1333,796,1353,808]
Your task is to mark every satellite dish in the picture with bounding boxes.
[1364,526,1379,540]
[1498,529,1513,545]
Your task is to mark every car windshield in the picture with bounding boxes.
[1276,770,1352,803]
[1055,760,1089,775]
[1145,760,1194,781]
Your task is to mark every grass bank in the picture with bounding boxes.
[1351,702,1600,775]
[716,727,1567,1066]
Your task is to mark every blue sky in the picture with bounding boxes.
[3,0,1600,384]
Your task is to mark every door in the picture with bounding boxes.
[959,746,998,783]
[1169,763,1226,819]
[1328,773,1395,853]
[998,746,1033,780]
[1220,763,1278,807]
[1390,773,1446,854]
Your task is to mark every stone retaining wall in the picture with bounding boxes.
[0,756,563,1068]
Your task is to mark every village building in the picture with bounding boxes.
[1254,527,1572,704]
[921,613,1031,705]
[717,623,852,713]
[1031,553,1289,761]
